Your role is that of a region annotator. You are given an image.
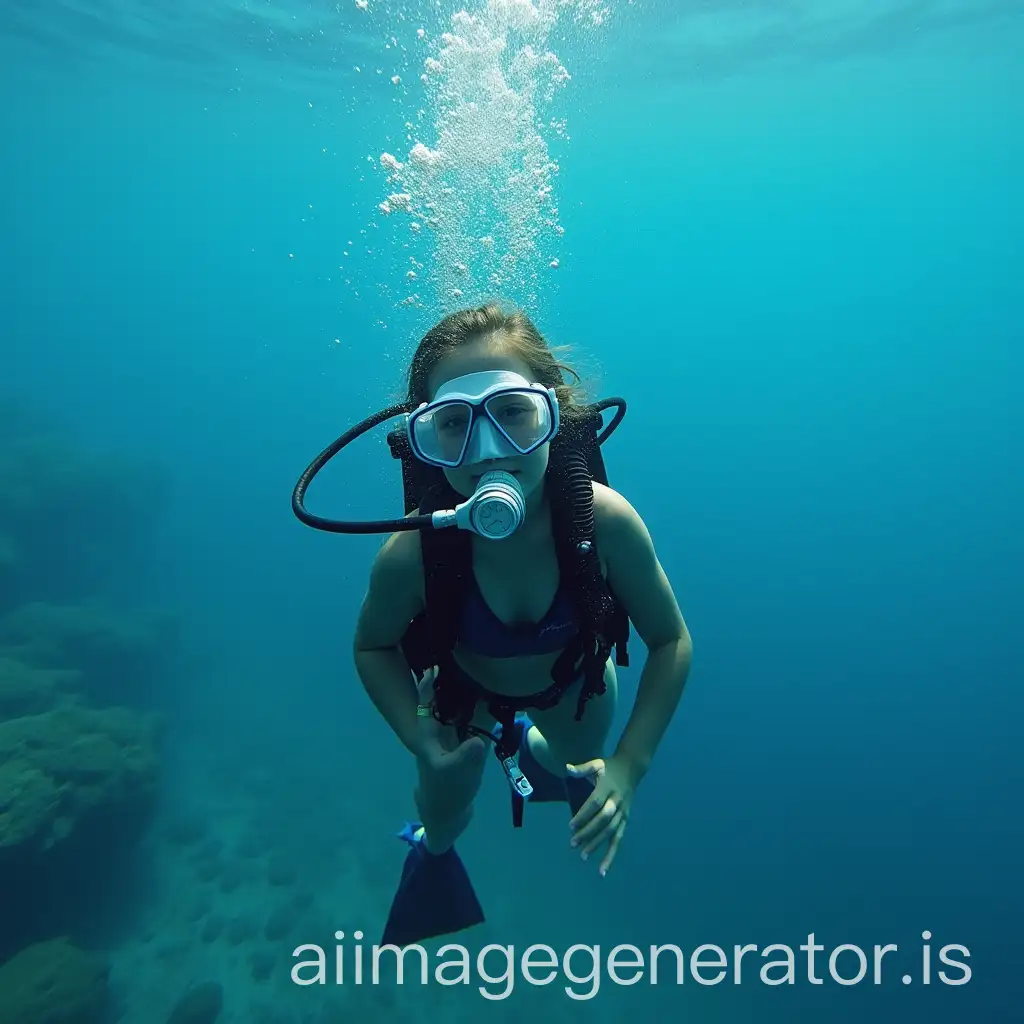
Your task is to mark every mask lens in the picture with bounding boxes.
[412,401,473,465]
[485,391,552,452]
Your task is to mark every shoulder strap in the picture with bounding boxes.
[397,477,465,660]
[404,480,478,730]
[546,407,631,716]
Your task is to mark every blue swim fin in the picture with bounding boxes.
[380,823,485,948]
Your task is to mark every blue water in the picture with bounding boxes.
[1,2,1021,1022]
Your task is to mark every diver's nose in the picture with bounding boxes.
[465,417,510,464]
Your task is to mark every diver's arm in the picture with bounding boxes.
[353,531,426,757]
[597,485,693,782]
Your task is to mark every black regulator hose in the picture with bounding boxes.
[594,397,625,445]
[290,403,434,534]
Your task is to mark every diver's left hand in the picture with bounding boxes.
[565,754,641,876]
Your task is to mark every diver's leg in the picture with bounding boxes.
[411,669,494,854]
[381,674,493,947]
[412,739,485,854]
[526,659,618,774]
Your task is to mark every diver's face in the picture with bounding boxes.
[426,335,550,501]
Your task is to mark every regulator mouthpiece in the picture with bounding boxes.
[431,470,526,539]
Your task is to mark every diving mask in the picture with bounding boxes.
[406,370,560,469]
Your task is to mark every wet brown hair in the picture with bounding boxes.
[406,302,583,409]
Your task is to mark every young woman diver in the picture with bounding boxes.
[293,302,693,947]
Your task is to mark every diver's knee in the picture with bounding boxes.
[413,785,476,845]
[414,783,472,816]
[523,725,561,775]
[415,758,485,817]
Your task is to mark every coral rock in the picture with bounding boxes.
[0,656,79,722]
[0,937,109,1024]
[0,601,174,708]
[0,704,158,854]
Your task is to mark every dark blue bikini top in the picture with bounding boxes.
[457,571,580,659]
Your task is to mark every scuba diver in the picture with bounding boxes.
[292,302,692,947]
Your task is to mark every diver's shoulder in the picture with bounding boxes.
[592,482,646,547]
[592,481,635,523]
[374,517,424,579]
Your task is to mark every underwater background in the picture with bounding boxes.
[1,1,1021,1022]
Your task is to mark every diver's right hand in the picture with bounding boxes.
[413,707,487,773]
[412,706,487,824]
[412,669,487,774]
[416,732,487,773]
